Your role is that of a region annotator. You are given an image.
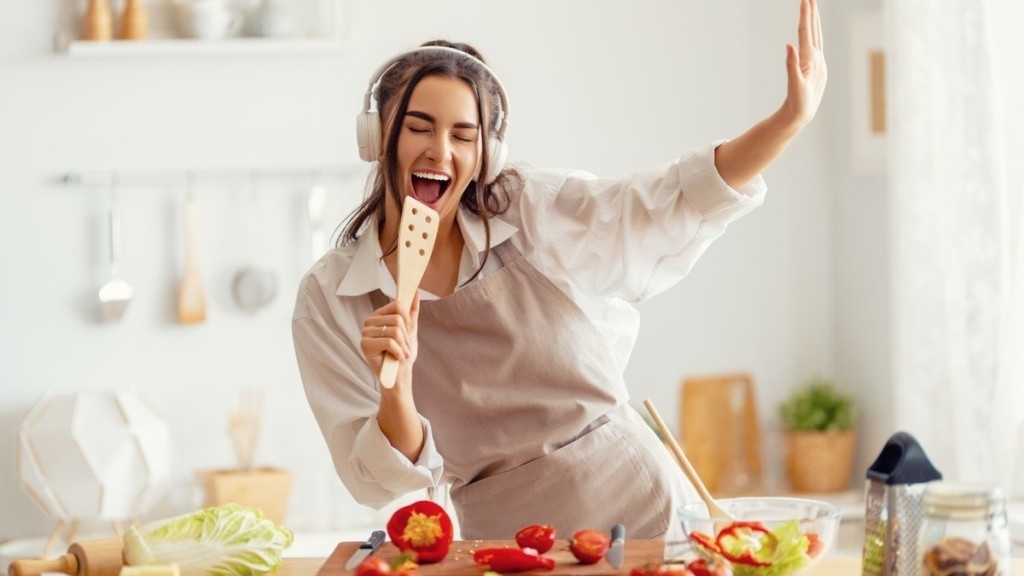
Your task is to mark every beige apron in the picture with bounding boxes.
[373,241,695,539]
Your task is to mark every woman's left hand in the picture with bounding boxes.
[781,0,827,130]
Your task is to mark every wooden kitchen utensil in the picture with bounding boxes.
[643,398,735,521]
[378,197,439,389]
[9,538,123,576]
[118,0,149,40]
[680,373,762,495]
[317,539,665,575]
[177,191,206,324]
[82,0,113,41]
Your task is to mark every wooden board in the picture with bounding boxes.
[680,373,762,495]
[316,539,664,575]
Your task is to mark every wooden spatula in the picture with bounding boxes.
[378,197,440,389]
[177,193,206,324]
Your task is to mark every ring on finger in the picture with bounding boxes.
[379,325,387,338]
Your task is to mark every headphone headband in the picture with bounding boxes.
[355,45,511,183]
[360,45,510,140]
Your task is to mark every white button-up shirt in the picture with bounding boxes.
[292,142,766,509]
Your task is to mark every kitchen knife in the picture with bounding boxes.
[344,530,387,570]
[607,523,626,569]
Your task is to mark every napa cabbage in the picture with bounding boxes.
[123,503,293,576]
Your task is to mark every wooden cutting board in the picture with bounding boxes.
[316,539,664,575]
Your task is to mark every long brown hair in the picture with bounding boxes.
[339,40,518,282]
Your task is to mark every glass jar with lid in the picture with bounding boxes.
[918,481,1011,576]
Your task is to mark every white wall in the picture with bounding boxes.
[0,0,882,543]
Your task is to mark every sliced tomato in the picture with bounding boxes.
[568,529,611,565]
[805,531,824,557]
[515,524,556,554]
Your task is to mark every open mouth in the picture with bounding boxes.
[411,172,451,205]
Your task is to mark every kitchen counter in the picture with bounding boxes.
[275,540,1024,575]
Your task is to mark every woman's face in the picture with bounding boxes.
[395,74,483,223]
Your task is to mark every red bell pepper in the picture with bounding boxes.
[385,500,453,564]
[714,521,777,567]
[689,531,722,554]
[473,547,556,572]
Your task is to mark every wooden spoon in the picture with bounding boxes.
[378,197,439,388]
[643,398,735,521]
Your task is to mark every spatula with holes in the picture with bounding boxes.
[378,197,440,389]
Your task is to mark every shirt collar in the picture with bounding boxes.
[335,206,518,298]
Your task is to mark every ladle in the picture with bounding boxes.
[643,398,735,521]
[97,181,133,323]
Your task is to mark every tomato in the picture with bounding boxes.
[385,500,454,564]
[473,547,556,572]
[687,557,733,576]
[354,555,420,576]
[515,524,556,554]
[806,531,824,557]
[568,529,611,565]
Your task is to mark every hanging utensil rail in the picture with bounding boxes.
[61,166,366,188]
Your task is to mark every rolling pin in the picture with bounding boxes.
[8,538,123,576]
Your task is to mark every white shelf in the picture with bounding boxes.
[63,37,346,58]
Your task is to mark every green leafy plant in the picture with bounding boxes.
[779,376,856,432]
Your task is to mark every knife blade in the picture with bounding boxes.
[607,523,626,569]
[344,530,387,570]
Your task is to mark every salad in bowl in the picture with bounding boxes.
[676,497,842,576]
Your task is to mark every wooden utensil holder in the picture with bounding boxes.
[198,467,291,525]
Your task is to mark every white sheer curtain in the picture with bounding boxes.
[887,0,1024,498]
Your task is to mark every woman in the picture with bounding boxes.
[293,0,826,539]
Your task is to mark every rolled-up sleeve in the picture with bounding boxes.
[292,268,442,509]
[517,141,766,304]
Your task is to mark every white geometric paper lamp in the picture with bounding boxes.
[16,390,171,544]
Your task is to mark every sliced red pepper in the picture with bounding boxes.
[689,531,722,554]
[385,500,453,564]
[473,547,556,572]
[714,521,777,567]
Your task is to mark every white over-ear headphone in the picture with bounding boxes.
[355,45,510,184]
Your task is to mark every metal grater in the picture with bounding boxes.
[860,432,942,576]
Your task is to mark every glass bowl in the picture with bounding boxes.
[676,497,842,576]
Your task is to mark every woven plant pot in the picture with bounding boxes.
[785,430,856,493]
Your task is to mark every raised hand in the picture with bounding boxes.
[782,0,827,130]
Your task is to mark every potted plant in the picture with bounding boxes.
[779,375,857,493]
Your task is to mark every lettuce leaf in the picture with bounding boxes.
[731,520,811,576]
[123,503,293,576]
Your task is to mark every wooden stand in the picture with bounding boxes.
[199,467,291,524]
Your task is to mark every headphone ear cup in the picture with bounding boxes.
[356,110,381,162]
[483,136,507,184]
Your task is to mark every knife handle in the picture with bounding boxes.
[364,530,386,549]
[611,523,626,542]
